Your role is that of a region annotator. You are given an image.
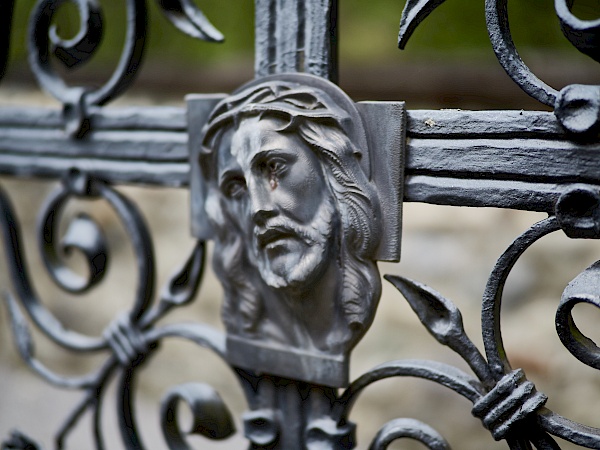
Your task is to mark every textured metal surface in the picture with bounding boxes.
[255,0,338,81]
[7,107,600,212]
[0,106,189,186]
[195,73,387,389]
[2,0,600,449]
[0,0,15,81]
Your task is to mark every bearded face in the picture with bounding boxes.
[214,116,339,293]
[197,76,385,386]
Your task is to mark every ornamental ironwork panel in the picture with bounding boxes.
[1,0,600,449]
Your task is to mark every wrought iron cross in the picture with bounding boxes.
[1,0,600,448]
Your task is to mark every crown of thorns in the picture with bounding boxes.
[201,81,353,151]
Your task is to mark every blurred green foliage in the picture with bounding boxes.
[7,0,600,70]
[340,0,599,63]
[8,0,255,67]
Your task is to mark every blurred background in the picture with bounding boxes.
[3,0,600,107]
[1,0,600,449]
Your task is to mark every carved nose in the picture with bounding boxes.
[249,183,277,225]
[252,207,277,226]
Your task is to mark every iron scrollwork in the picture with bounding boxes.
[2,0,600,448]
[0,169,239,449]
[16,0,224,137]
[352,186,600,449]
[400,0,600,138]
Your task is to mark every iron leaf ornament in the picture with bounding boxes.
[384,274,492,382]
[0,171,234,449]
[26,0,223,137]
[156,0,224,42]
[381,213,600,448]
[399,0,600,138]
[398,0,447,49]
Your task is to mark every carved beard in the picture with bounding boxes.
[252,194,337,292]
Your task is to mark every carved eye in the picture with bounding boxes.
[265,158,287,176]
[223,177,247,199]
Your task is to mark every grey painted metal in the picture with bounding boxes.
[0,0,14,80]
[0,106,190,186]
[194,73,390,389]
[255,0,338,81]
[1,0,600,449]
[5,107,600,214]
[555,0,600,63]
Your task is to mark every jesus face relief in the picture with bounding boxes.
[217,115,338,293]
[199,76,384,383]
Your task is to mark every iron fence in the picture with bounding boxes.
[1,0,600,449]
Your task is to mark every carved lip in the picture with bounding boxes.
[256,227,296,249]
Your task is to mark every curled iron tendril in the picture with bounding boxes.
[160,383,235,447]
[362,185,600,448]
[0,169,155,384]
[546,184,600,372]
[398,0,447,50]
[29,0,147,136]
[369,418,451,450]
[27,0,223,137]
[557,261,600,370]
[39,207,108,294]
[398,0,600,137]
[0,173,237,449]
[555,0,600,63]
[484,0,559,107]
[48,0,103,69]
[3,170,155,351]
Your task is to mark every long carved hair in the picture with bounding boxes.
[200,80,382,349]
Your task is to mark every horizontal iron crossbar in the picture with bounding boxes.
[0,105,592,213]
[0,106,188,186]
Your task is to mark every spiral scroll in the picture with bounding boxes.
[555,0,600,63]
[556,261,600,371]
[26,0,224,137]
[0,171,243,449]
[398,0,600,137]
[369,419,450,450]
[366,208,600,448]
[160,383,235,448]
[2,171,155,351]
[48,0,103,69]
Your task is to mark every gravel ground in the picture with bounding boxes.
[2,90,600,449]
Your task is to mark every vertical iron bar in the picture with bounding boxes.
[275,0,300,73]
[329,0,338,84]
[304,0,337,82]
[255,0,275,77]
[0,0,15,81]
[254,0,338,82]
